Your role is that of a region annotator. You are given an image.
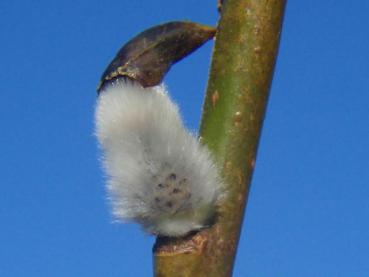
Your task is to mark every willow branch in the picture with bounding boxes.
[153,1,286,276]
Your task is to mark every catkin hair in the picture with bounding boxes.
[95,79,222,236]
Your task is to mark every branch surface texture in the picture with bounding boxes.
[154,1,286,276]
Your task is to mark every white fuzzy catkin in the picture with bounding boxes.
[95,79,222,237]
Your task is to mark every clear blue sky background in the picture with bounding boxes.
[1,0,369,276]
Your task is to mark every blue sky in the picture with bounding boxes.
[1,0,369,276]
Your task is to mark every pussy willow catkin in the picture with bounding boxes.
[95,79,222,236]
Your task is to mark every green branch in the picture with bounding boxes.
[153,1,286,276]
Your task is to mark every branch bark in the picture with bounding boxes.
[153,1,286,276]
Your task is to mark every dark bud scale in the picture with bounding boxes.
[97,21,216,92]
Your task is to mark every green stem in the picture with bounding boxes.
[153,1,286,276]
